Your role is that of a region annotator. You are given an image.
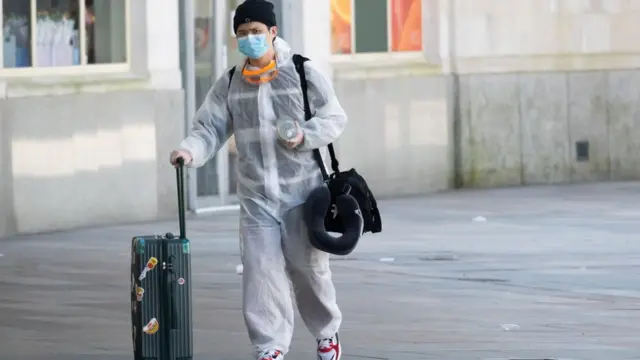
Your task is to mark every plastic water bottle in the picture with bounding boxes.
[276,119,299,141]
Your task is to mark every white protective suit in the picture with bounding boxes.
[178,37,347,354]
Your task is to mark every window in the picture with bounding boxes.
[330,0,422,54]
[2,0,127,69]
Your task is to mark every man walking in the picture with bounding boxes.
[170,1,347,359]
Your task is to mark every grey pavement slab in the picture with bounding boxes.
[1,182,640,360]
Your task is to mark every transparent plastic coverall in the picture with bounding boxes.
[178,37,347,354]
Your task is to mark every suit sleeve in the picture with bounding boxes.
[178,71,234,168]
[297,61,348,151]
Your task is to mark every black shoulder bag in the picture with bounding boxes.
[292,54,382,234]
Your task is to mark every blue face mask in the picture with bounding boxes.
[237,34,270,59]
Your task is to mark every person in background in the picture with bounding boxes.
[170,1,348,359]
[70,0,95,63]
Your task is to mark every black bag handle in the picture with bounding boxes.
[227,66,236,90]
[292,54,340,180]
[175,157,186,239]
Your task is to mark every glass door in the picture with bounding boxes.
[188,0,238,210]
[192,0,222,209]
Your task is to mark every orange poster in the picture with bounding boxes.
[330,0,352,54]
[391,0,422,51]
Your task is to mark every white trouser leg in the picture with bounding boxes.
[281,205,342,339]
[240,207,295,355]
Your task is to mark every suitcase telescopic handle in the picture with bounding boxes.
[176,157,186,239]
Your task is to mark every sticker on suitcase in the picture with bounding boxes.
[138,257,158,281]
[135,238,145,254]
[182,241,190,254]
[143,318,159,335]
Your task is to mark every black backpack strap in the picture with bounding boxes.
[292,54,340,180]
[227,66,236,90]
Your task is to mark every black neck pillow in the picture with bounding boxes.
[304,185,364,256]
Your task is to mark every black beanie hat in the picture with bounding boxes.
[233,0,277,34]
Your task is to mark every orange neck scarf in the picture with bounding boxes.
[242,60,278,85]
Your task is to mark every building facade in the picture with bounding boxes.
[0,0,183,238]
[2,0,640,238]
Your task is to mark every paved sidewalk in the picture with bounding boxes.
[1,183,640,360]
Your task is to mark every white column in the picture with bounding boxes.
[145,0,182,89]
[285,0,332,77]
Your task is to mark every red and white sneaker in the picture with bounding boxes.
[317,333,341,360]
[257,349,283,360]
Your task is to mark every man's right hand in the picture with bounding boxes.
[170,149,193,167]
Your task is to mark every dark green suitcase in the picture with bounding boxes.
[130,159,193,360]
